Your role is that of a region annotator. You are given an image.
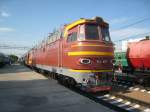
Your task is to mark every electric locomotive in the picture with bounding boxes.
[25,17,114,92]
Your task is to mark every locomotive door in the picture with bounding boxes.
[61,26,78,67]
[62,37,72,67]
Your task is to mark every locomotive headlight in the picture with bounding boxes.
[79,58,91,64]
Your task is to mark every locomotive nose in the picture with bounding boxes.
[67,42,114,70]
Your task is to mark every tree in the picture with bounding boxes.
[9,55,18,63]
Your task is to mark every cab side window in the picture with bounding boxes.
[67,32,77,42]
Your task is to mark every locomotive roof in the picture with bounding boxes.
[64,16,108,37]
[24,17,109,57]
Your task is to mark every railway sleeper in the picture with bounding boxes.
[110,93,150,108]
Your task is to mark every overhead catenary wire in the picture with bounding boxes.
[111,17,150,32]
[0,44,31,50]
[113,31,150,42]
[111,16,150,42]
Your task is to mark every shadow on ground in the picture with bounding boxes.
[0,79,71,112]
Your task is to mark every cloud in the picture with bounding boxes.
[110,27,150,41]
[0,27,15,32]
[0,10,10,17]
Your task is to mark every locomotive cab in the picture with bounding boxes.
[65,17,111,42]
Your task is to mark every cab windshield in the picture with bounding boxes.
[78,24,111,41]
[85,24,99,40]
[101,27,111,41]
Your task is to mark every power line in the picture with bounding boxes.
[113,31,150,42]
[0,44,31,50]
[111,17,150,32]
[0,47,29,50]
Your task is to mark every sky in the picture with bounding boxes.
[0,0,150,56]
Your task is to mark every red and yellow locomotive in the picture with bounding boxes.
[25,17,114,92]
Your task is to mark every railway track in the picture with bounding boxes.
[94,93,150,112]
[37,71,150,112]
[112,81,150,94]
[80,82,150,112]
[71,84,150,112]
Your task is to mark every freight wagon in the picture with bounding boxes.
[114,36,150,85]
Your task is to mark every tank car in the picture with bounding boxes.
[25,17,114,92]
[127,38,150,71]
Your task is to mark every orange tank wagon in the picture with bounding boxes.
[25,17,114,92]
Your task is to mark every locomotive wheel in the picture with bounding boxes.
[138,78,149,86]
[36,68,41,73]
[139,78,144,85]
[58,75,65,85]
[68,78,76,87]
[51,73,55,79]
[143,78,150,87]
[58,77,76,87]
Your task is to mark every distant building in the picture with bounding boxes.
[115,37,145,52]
